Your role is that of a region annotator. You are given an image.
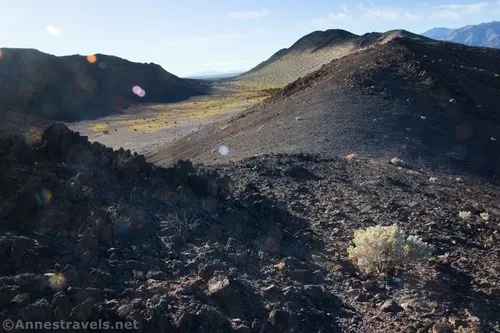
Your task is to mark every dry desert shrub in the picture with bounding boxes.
[347,224,433,275]
[390,157,405,167]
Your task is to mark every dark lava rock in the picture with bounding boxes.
[51,292,72,318]
[67,287,89,305]
[355,292,372,302]
[70,298,94,321]
[78,228,99,253]
[432,322,454,333]
[11,138,32,164]
[63,264,81,287]
[380,299,404,313]
[175,305,233,333]
[42,123,75,158]
[16,188,39,213]
[362,280,378,292]
[268,308,297,332]
[146,271,168,280]
[262,285,280,299]
[234,324,251,333]
[303,284,330,302]
[18,298,51,322]
[87,269,112,287]
[1,122,500,332]
[0,286,19,307]
[10,236,37,265]
[207,276,265,320]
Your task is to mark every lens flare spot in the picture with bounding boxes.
[98,62,106,69]
[23,130,43,146]
[132,85,146,97]
[36,189,53,206]
[46,25,61,37]
[219,145,229,156]
[87,54,97,64]
[44,273,66,290]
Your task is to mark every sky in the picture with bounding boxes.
[1,0,499,77]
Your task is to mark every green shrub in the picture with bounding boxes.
[347,224,432,275]
[263,88,281,97]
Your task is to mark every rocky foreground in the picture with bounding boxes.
[1,124,499,332]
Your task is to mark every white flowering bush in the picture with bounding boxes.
[480,212,489,221]
[347,224,433,274]
[390,157,405,167]
[459,211,472,219]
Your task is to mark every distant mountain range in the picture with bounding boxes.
[0,48,205,121]
[184,71,243,80]
[423,21,500,48]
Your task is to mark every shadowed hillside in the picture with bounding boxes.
[0,48,206,122]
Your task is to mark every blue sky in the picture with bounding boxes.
[1,0,498,76]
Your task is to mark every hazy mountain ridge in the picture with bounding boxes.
[423,21,500,48]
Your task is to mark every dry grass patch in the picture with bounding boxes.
[91,123,110,133]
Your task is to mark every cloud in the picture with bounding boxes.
[363,9,423,21]
[228,9,269,19]
[46,25,60,36]
[312,1,489,26]
[310,4,352,26]
[431,2,489,19]
[358,2,423,21]
[309,1,493,29]
[311,12,350,26]
[435,2,489,14]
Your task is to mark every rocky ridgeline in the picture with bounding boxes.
[0,124,341,332]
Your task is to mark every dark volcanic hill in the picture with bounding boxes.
[1,124,499,332]
[423,21,500,48]
[233,29,428,88]
[151,36,500,176]
[0,48,205,122]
